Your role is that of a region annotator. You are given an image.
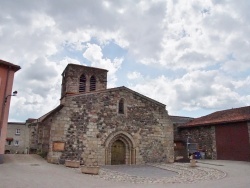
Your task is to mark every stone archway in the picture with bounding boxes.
[104,131,136,165]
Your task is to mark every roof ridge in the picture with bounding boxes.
[182,105,250,127]
[65,86,166,107]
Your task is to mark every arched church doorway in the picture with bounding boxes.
[111,140,126,165]
[104,131,136,165]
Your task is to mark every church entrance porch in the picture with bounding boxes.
[104,131,136,165]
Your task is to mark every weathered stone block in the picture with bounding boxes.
[81,166,100,175]
[65,160,80,168]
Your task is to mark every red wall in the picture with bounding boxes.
[216,122,250,161]
[0,66,16,155]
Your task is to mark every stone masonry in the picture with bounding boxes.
[47,87,174,165]
[38,64,174,165]
[177,126,216,159]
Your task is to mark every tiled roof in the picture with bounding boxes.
[170,115,194,124]
[8,122,25,125]
[38,105,64,122]
[0,59,21,72]
[26,118,37,123]
[182,106,250,127]
[66,86,166,107]
[63,63,108,75]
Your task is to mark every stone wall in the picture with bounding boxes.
[61,64,108,97]
[47,87,174,165]
[37,119,52,153]
[28,123,38,153]
[177,126,216,159]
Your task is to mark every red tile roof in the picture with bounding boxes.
[182,106,250,127]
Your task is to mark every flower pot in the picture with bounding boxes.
[65,160,80,168]
[81,165,100,175]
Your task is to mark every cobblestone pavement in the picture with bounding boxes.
[91,163,226,184]
[102,165,177,178]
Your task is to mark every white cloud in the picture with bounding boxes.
[128,69,248,115]
[148,0,249,73]
[83,43,123,87]
[127,71,142,80]
[9,56,83,121]
[9,57,62,120]
[1,0,250,121]
[59,57,81,67]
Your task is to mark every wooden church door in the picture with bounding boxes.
[111,140,125,165]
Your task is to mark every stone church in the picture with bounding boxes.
[37,64,174,165]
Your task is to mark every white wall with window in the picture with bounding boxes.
[14,140,19,146]
[5,122,30,154]
[15,129,20,135]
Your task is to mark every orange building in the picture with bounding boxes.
[0,60,21,164]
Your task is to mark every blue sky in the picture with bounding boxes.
[1,0,250,122]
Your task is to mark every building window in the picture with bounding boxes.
[79,74,86,93]
[90,76,96,91]
[14,140,19,146]
[118,99,125,114]
[15,129,20,135]
[6,140,12,145]
[6,137,13,145]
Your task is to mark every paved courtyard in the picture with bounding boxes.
[0,155,250,188]
[100,163,226,184]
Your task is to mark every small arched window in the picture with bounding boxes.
[79,74,86,92]
[118,99,125,114]
[90,76,96,91]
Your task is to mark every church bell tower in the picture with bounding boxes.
[60,64,108,99]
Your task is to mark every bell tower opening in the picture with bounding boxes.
[79,74,86,93]
[90,75,96,91]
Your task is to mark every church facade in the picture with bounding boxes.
[37,64,174,165]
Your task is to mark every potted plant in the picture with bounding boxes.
[81,163,100,175]
[65,159,80,168]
